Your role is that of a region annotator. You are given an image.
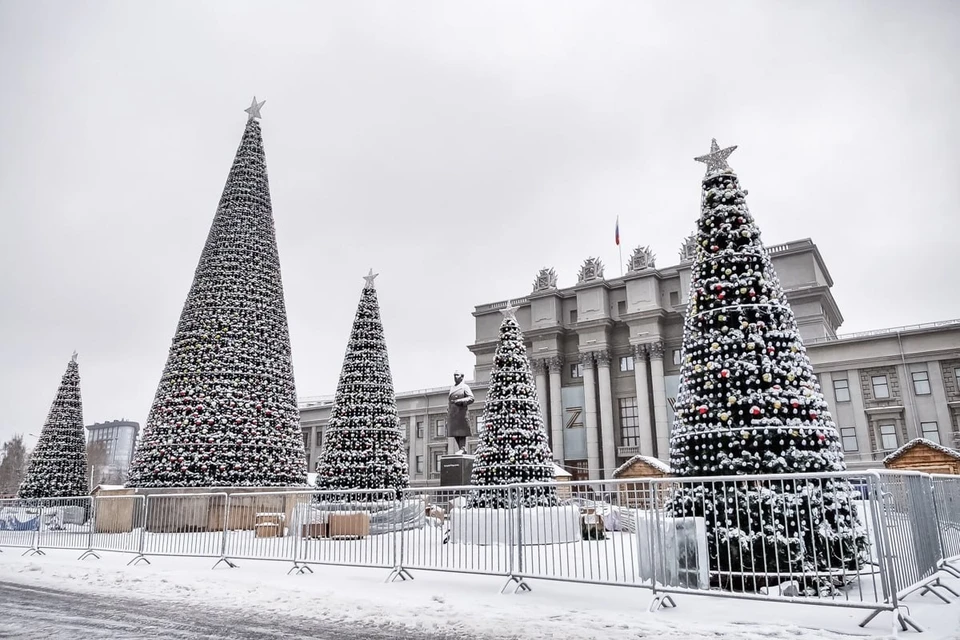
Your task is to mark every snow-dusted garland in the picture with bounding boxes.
[666,140,867,577]
[18,354,88,499]
[126,113,307,488]
[312,271,409,498]
[469,308,558,508]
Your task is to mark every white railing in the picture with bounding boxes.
[2,470,958,632]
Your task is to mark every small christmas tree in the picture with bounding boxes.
[314,270,409,498]
[469,306,557,508]
[18,353,88,499]
[127,99,307,488]
[668,140,866,584]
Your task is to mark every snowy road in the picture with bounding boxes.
[0,580,466,640]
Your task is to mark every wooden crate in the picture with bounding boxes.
[301,522,327,539]
[328,512,370,539]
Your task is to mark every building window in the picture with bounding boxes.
[617,300,626,315]
[303,431,311,451]
[840,427,858,452]
[833,379,851,403]
[316,429,323,449]
[672,349,682,365]
[435,419,446,438]
[570,310,578,324]
[618,397,640,447]
[433,451,444,474]
[669,290,680,306]
[955,367,960,389]
[879,423,898,450]
[872,375,890,399]
[476,415,484,433]
[921,421,940,444]
[416,420,424,439]
[912,371,931,395]
[619,356,634,372]
[570,363,583,379]
[415,456,424,474]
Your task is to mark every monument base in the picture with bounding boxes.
[440,454,475,487]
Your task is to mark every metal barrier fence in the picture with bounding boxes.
[932,474,960,579]
[397,485,516,588]
[2,470,959,633]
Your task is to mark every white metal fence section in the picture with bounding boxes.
[396,485,516,585]
[139,492,230,561]
[290,489,399,575]
[0,498,41,553]
[932,474,960,578]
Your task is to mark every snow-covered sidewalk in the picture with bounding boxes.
[1,548,958,639]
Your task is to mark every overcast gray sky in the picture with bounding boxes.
[1,0,958,447]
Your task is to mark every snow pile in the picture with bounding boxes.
[5,547,953,639]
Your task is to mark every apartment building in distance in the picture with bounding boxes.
[299,237,960,485]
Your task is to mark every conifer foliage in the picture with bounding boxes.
[668,140,866,581]
[470,308,557,508]
[314,271,409,497]
[18,354,88,499]
[127,103,306,488]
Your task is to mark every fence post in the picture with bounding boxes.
[78,496,99,560]
[213,492,237,569]
[127,495,151,565]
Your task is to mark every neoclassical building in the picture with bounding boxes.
[299,237,960,484]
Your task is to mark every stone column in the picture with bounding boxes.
[648,341,670,460]
[633,344,654,457]
[596,349,617,479]
[580,352,601,480]
[548,355,565,464]
[408,417,417,476]
[531,358,550,440]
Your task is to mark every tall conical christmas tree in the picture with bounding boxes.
[127,99,306,488]
[469,306,557,508]
[668,140,866,582]
[314,270,409,498]
[18,353,88,499]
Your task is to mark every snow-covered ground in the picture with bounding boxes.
[2,547,959,639]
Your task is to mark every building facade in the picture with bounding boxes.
[85,419,139,486]
[299,238,960,484]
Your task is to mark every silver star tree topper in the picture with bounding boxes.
[500,302,519,321]
[363,268,379,288]
[245,96,266,121]
[695,138,737,177]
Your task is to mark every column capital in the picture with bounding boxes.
[578,351,595,370]
[530,357,548,376]
[594,349,612,368]
[647,341,665,360]
[634,343,650,361]
[547,355,564,374]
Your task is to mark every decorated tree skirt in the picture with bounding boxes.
[449,505,581,545]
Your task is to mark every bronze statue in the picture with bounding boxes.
[447,370,474,454]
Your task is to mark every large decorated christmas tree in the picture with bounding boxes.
[127,99,307,488]
[18,353,88,499]
[469,306,557,508]
[668,140,865,583]
[313,270,409,497]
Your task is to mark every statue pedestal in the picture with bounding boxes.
[439,454,474,487]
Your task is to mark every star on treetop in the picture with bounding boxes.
[500,303,519,321]
[71,351,78,363]
[363,268,379,288]
[695,138,737,177]
[245,96,266,121]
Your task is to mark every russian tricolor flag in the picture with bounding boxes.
[615,217,620,246]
